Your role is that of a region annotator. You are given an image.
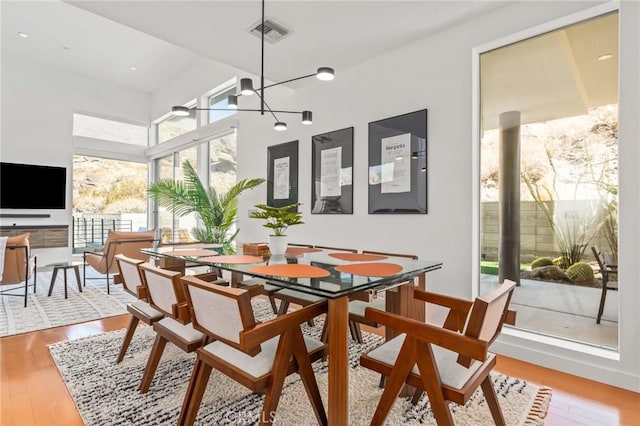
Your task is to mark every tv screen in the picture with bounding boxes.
[0,162,67,209]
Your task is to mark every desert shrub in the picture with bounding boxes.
[531,257,554,269]
[553,256,570,269]
[566,262,595,284]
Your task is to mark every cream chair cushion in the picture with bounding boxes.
[202,335,324,379]
[365,334,487,390]
[129,300,164,321]
[156,317,205,345]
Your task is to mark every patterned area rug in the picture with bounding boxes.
[49,301,551,426]
[0,266,135,337]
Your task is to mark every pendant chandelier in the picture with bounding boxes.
[172,0,334,131]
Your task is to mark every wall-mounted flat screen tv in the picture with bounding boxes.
[0,162,67,209]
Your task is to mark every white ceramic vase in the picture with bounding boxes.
[268,235,288,256]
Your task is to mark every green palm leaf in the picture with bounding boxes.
[148,160,264,253]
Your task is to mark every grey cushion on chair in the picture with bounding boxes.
[349,298,385,318]
[128,300,164,320]
[365,334,489,390]
[238,277,281,293]
[156,317,205,344]
[202,335,324,379]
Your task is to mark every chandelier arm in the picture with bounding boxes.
[259,73,317,90]
[190,107,303,114]
[252,89,281,123]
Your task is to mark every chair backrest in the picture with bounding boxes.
[362,250,418,260]
[182,275,257,351]
[114,254,145,298]
[139,262,187,320]
[464,279,516,345]
[1,233,33,284]
[314,245,357,253]
[100,229,157,272]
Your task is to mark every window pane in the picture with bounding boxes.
[157,109,197,143]
[157,148,199,244]
[209,87,236,124]
[73,114,148,146]
[72,155,148,253]
[479,12,619,349]
[209,132,237,195]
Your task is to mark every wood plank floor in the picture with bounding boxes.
[1,314,638,425]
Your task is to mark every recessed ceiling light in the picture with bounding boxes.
[18,32,29,38]
[129,66,137,71]
[598,54,613,61]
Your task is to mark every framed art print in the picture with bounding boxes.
[368,109,428,214]
[267,140,299,210]
[311,127,354,214]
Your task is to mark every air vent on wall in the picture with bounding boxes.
[248,18,290,44]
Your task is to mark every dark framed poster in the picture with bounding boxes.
[368,109,428,214]
[267,140,299,210]
[311,127,354,214]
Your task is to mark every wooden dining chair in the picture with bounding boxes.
[137,263,207,393]
[359,279,516,426]
[178,275,328,426]
[591,246,618,324]
[114,254,164,363]
[347,251,419,343]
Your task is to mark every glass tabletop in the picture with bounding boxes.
[46,261,83,268]
[141,247,442,299]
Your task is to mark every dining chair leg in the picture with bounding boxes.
[178,358,213,426]
[106,271,111,294]
[268,294,278,314]
[349,321,363,343]
[139,334,168,393]
[291,330,327,426]
[370,337,417,426]
[117,316,140,363]
[597,286,608,324]
[260,332,293,426]
[480,376,506,426]
[415,343,454,426]
[276,300,289,316]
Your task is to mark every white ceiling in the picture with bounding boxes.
[2,0,507,93]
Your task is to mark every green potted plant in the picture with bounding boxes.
[148,160,264,254]
[249,202,303,255]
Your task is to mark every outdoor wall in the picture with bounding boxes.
[233,1,639,391]
[0,55,150,264]
[481,200,611,262]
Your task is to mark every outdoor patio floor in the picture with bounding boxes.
[480,274,618,349]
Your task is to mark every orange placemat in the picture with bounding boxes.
[286,247,322,256]
[199,255,264,264]
[328,252,388,261]
[334,262,403,277]
[249,264,330,278]
[170,249,219,257]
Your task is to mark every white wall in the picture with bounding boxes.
[233,1,639,391]
[0,55,150,264]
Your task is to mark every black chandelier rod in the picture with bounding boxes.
[185,107,305,115]
[260,0,265,115]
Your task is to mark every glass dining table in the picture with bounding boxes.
[141,245,443,425]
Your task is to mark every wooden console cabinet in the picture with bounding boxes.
[0,225,69,248]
